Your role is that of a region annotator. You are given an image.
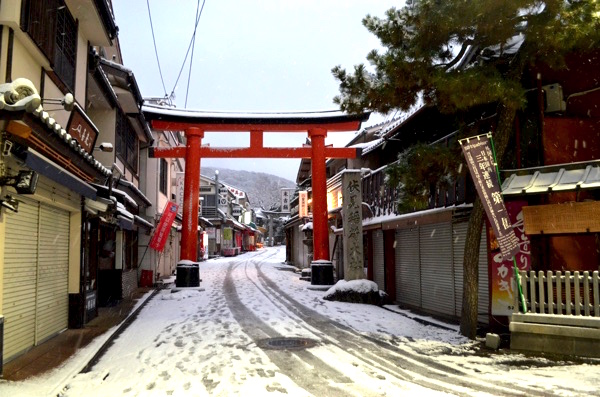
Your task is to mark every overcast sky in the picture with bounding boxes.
[112,0,398,181]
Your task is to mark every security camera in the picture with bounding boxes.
[96,142,113,152]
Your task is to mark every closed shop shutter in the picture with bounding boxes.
[452,221,468,316]
[395,227,420,307]
[478,229,489,325]
[36,203,70,343]
[420,223,455,316]
[2,197,70,360]
[372,230,385,291]
[2,197,39,359]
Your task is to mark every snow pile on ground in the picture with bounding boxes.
[323,279,385,305]
[325,279,379,294]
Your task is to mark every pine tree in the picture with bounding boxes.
[333,0,600,338]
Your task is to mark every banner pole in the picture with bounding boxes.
[488,134,527,314]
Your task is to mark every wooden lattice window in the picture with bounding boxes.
[116,112,139,173]
[21,0,77,91]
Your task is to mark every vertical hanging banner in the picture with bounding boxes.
[460,133,520,260]
[149,201,179,252]
[488,200,531,315]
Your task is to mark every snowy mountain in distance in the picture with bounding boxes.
[200,167,296,210]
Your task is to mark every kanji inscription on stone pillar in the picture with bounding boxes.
[342,170,364,280]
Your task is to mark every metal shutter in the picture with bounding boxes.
[2,197,39,359]
[478,229,489,325]
[420,223,455,316]
[372,230,385,291]
[2,198,70,360]
[36,203,69,343]
[453,221,468,316]
[395,228,420,307]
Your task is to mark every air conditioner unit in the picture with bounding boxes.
[542,83,566,113]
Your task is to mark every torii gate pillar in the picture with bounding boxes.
[308,128,329,262]
[180,127,203,261]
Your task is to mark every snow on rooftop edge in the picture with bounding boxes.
[142,104,366,121]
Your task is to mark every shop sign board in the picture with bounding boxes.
[299,191,308,218]
[523,201,600,234]
[280,188,294,212]
[66,103,98,154]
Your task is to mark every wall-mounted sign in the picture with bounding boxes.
[299,190,308,218]
[281,188,294,212]
[66,103,99,154]
[176,172,184,216]
[523,201,600,234]
[232,206,242,217]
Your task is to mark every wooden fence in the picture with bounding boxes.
[516,270,600,316]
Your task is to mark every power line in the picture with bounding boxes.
[170,0,206,103]
[185,0,205,107]
[146,0,168,99]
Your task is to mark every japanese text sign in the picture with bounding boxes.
[299,191,308,218]
[342,171,364,280]
[460,134,520,260]
[281,188,294,213]
[66,103,98,154]
[149,201,178,252]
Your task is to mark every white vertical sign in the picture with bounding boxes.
[299,191,308,218]
[176,172,184,216]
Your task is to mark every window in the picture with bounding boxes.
[159,159,168,195]
[21,0,77,91]
[115,111,139,173]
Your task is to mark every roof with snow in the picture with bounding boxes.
[142,104,369,131]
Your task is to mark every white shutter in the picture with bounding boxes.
[420,223,455,316]
[478,229,489,325]
[36,203,69,343]
[2,197,39,359]
[395,228,420,307]
[372,230,385,291]
[2,197,70,360]
[453,221,468,317]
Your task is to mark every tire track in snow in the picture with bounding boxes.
[223,261,356,397]
[252,262,551,397]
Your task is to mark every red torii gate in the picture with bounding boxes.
[143,105,369,263]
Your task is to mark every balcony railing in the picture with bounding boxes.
[359,166,472,219]
[516,270,600,317]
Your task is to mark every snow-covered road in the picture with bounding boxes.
[3,246,600,396]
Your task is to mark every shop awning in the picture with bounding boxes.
[134,215,154,230]
[116,201,134,230]
[24,148,97,199]
[117,178,152,207]
[200,217,214,227]
[501,161,600,195]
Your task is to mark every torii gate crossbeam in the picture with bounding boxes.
[143,105,369,265]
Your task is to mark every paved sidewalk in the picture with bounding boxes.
[2,288,153,381]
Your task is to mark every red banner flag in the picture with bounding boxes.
[149,201,179,252]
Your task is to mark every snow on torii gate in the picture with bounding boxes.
[143,105,369,263]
